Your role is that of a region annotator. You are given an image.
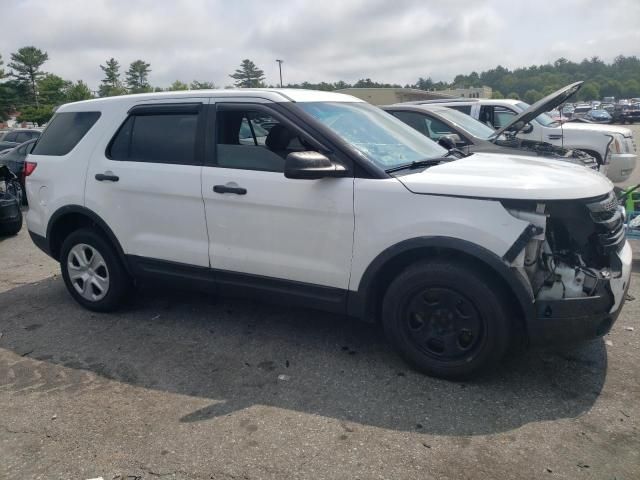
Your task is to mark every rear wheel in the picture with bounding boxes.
[60,228,131,312]
[382,259,511,379]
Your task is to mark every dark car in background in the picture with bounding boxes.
[0,128,41,153]
[612,104,640,124]
[0,138,37,203]
[381,104,598,170]
[585,109,612,123]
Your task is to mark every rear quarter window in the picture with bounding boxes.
[32,111,101,156]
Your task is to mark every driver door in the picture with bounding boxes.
[201,100,355,299]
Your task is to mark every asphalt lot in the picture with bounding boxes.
[1,198,640,478]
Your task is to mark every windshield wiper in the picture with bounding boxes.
[385,157,451,173]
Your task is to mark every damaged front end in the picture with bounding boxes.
[502,191,632,344]
[495,136,599,170]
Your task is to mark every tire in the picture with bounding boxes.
[0,208,22,236]
[60,228,131,312]
[382,259,512,380]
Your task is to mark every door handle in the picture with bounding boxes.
[213,185,247,195]
[95,173,119,182]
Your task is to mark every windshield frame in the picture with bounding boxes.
[294,101,448,173]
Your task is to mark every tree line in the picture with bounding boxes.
[2,46,640,125]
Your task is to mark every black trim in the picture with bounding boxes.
[529,294,620,345]
[28,230,50,256]
[127,255,348,314]
[128,103,202,115]
[348,236,536,324]
[45,205,129,268]
[502,224,543,263]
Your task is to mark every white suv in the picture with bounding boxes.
[26,89,632,379]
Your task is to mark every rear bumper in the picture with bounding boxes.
[527,241,632,345]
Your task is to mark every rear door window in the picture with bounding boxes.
[108,108,200,165]
[32,112,101,156]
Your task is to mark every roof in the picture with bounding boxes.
[382,104,452,112]
[58,88,363,112]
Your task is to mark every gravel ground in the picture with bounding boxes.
[0,216,639,479]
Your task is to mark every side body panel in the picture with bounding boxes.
[348,177,530,291]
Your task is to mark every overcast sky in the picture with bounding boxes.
[1,0,639,90]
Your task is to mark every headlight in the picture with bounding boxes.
[609,134,627,154]
[0,180,5,194]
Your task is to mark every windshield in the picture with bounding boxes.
[296,102,447,170]
[433,107,496,140]
[515,102,557,127]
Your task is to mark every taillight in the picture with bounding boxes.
[24,161,37,177]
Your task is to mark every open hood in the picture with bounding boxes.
[393,152,612,200]
[493,81,583,138]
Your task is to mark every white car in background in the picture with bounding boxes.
[405,82,637,183]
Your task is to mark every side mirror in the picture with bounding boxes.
[522,122,534,134]
[284,151,346,180]
[438,134,463,150]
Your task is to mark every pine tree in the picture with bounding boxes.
[8,46,49,107]
[99,58,125,97]
[229,59,265,88]
[126,60,151,93]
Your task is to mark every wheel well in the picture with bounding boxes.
[365,246,527,333]
[581,149,603,165]
[49,212,111,261]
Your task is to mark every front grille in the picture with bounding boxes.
[586,192,625,254]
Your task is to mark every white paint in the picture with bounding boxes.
[393,152,613,200]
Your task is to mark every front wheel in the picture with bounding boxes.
[60,228,131,312]
[382,260,512,379]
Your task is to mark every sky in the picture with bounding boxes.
[1,0,639,90]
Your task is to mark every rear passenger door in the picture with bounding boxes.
[201,100,355,291]
[85,100,210,268]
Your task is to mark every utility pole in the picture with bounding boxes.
[276,59,284,88]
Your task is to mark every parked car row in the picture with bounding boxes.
[22,82,633,379]
[389,82,637,183]
[556,100,640,124]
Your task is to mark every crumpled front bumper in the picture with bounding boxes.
[527,241,633,345]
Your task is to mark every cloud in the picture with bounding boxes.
[0,0,638,90]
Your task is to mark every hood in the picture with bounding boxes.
[393,152,612,200]
[493,81,583,137]
[561,121,632,137]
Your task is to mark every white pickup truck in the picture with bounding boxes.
[407,82,637,183]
